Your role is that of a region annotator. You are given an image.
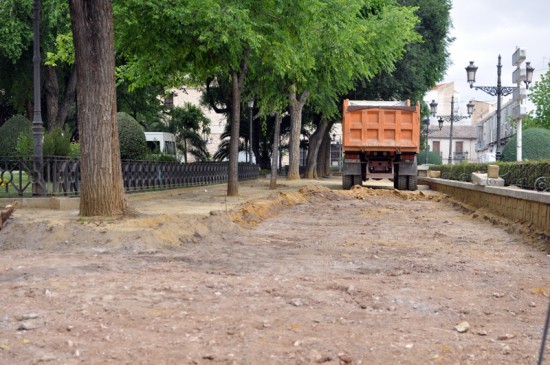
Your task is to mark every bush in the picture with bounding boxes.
[69,142,81,158]
[117,112,147,160]
[0,115,32,157]
[501,128,550,161]
[418,150,442,165]
[43,127,72,157]
[430,160,550,189]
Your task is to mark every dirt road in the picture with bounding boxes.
[0,178,549,364]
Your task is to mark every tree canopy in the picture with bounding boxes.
[524,63,550,130]
[350,0,452,103]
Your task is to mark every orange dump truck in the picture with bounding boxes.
[341,99,421,190]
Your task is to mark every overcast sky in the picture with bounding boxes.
[441,0,550,110]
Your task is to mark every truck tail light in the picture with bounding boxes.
[345,153,360,160]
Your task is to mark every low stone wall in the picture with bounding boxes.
[421,177,550,235]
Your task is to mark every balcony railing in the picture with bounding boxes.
[0,156,259,197]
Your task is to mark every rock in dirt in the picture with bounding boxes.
[454,321,470,333]
[18,319,43,331]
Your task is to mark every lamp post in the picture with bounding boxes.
[32,0,45,195]
[423,117,430,164]
[465,55,534,159]
[247,99,254,164]
[424,100,438,164]
[431,96,473,165]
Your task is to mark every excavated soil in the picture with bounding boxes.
[0,178,549,365]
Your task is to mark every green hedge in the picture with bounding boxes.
[429,160,550,189]
[0,115,32,157]
[43,127,72,157]
[418,150,443,165]
[117,112,147,160]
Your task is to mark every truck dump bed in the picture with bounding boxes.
[342,99,420,153]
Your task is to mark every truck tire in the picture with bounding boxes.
[342,175,353,190]
[397,176,407,190]
[353,175,362,187]
[407,176,418,191]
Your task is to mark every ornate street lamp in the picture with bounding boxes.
[431,96,472,164]
[423,117,430,164]
[247,99,254,164]
[32,0,45,195]
[429,100,438,117]
[465,56,534,159]
[466,100,475,117]
[525,62,535,89]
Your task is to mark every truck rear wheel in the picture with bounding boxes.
[342,175,353,190]
[397,176,407,190]
[407,176,418,191]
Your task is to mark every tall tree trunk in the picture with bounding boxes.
[227,50,249,197]
[69,0,126,217]
[287,85,309,180]
[304,117,330,179]
[269,112,282,190]
[58,66,77,127]
[228,72,241,196]
[317,129,332,177]
[45,66,60,130]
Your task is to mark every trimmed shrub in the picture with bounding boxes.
[69,142,81,158]
[43,127,72,157]
[501,128,550,161]
[0,115,32,157]
[117,112,146,160]
[418,150,442,165]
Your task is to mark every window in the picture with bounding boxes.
[432,141,440,153]
[455,141,463,153]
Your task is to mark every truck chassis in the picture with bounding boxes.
[342,150,418,191]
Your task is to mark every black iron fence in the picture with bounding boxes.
[0,156,259,197]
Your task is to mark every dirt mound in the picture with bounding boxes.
[1,209,244,253]
[229,186,355,227]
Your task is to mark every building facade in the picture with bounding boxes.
[474,99,517,162]
[424,82,478,164]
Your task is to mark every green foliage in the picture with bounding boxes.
[501,128,550,161]
[43,126,72,156]
[167,103,211,162]
[145,152,179,163]
[0,0,33,62]
[524,64,550,130]
[352,0,453,102]
[116,81,168,131]
[431,160,550,190]
[0,114,32,157]
[0,0,73,124]
[417,150,442,165]
[116,112,147,160]
[16,131,33,158]
[69,142,80,158]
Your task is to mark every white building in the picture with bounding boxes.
[424,82,479,164]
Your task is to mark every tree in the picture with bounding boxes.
[115,0,263,196]
[350,0,453,103]
[0,0,78,130]
[69,0,126,217]
[167,103,211,162]
[524,64,550,130]
[501,128,550,161]
[281,1,420,180]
